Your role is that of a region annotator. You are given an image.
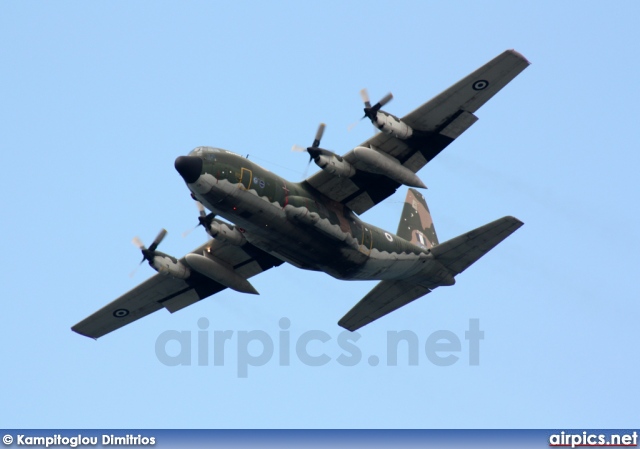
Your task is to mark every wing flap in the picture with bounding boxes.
[338,280,431,332]
[439,111,479,140]
[161,280,223,313]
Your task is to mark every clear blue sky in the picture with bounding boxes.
[1,1,639,428]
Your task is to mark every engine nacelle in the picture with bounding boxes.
[208,221,246,246]
[316,153,356,178]
[352,146,426,188]
[372,111,413,140]
[151,255,191,279]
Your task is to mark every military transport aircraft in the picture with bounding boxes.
[72,49,529,339]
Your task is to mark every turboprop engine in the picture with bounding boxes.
[132,229,191,279]
[179,201,258,293]
[313,151,355,178]
[293,123,355,178]
[185,201,247,246]
[293,119,424,188]
[359,89,414,140]
[208,221,247,246]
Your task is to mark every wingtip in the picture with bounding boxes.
[337,315,362,332]
[506,215,524,226]
[507,49,531,65]
[337,320,357,332]
[71,326,98,340]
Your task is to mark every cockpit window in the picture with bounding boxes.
[189,146,223,161]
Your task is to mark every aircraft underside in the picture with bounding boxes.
[192,172,442,284]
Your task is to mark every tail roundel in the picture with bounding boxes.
[396,188,439,249]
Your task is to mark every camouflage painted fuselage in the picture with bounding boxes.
[183,147,454,288]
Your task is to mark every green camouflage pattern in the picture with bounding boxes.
[396,188,439,249]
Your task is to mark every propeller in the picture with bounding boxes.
[361,88,393,120]
[292,123,335,177]
[182,201,216,237]
[349,88,393,131]
[132,228,167,266]
[292,123,326,160]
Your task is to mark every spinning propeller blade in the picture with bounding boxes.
[130,229,168,275]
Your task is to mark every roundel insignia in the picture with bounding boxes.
[113,309,130,318]
[472,80,489,91]
[385,232,394,242]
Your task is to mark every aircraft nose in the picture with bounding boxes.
[174,156,203,183]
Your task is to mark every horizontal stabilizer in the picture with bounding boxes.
[432,216,523,276]
[338,280,431,332]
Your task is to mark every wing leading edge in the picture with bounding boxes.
[72,240,283,339]
[305,49,530,215]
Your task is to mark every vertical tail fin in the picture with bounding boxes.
[396,188,439,249]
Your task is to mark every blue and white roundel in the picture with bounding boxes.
[472,79,489,91]
[113,309,129,318]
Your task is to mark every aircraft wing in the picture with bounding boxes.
[71,240,283,339]
[305,49,530,214]
[338,280,431,332]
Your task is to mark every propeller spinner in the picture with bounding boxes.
[130,228,191,279]
[292,123,340,176]
[132,229,167,265]
[348,89,393,132]
[293,122,355,178]
[355,88,413,140]
[360,88,393,122]
[292,123,329,161]
[129,229,168,277]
